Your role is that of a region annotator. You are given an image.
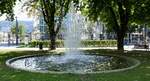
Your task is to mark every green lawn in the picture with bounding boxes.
[0,49,150,81]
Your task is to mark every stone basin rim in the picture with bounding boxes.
[6,54,141,74]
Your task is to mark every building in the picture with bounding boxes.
[32,16,49,40]
[33,15,117,40]
[0,31,8,43]
[32,8,119,41]
[125,26,150,45]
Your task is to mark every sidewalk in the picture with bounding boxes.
[0,45,149,52]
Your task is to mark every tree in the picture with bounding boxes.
[0,0,18,20]
[82,0,150,51]
[11,23,26,43]
[23,0,73,50]
[131,0,150,45]
[132,0,150,25]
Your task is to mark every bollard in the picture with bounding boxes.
[39,42,43,50]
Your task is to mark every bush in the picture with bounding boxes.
[28,40,117,48]
[81,40,117,47]
[29,40,39,47]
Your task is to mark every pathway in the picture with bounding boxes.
[0,45,149,52]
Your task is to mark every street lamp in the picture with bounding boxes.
[8,32,11,46]
[15,16,19,45]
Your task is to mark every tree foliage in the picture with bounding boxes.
[81,0,150,51]
[131,0,150,25]
[0,0,18,20]
[82,0,133,32]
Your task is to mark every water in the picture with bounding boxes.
[63,3,85,55]
[10,55,131,73]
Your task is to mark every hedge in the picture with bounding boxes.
[81,40,117,47]
[29,40,117,47]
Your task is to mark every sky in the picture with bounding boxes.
[0,0,33,21]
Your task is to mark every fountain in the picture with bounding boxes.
[63,3,84,55]
[6,3,140,74]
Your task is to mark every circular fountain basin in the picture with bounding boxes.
[6,54,140,74]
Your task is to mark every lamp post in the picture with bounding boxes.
[8,32,10,46]
[15,16,19,45]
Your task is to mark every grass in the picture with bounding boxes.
[0,49,150,81]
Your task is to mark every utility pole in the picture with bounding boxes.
[16,16,19,45]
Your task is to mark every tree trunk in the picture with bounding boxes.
[48,20,56,50]
[50,32,56,50]
[117,32,125,51]
[91,34,93,40]
[116,0,129,52]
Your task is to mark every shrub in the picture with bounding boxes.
[81,40,117,47]
[28,40,117,48]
